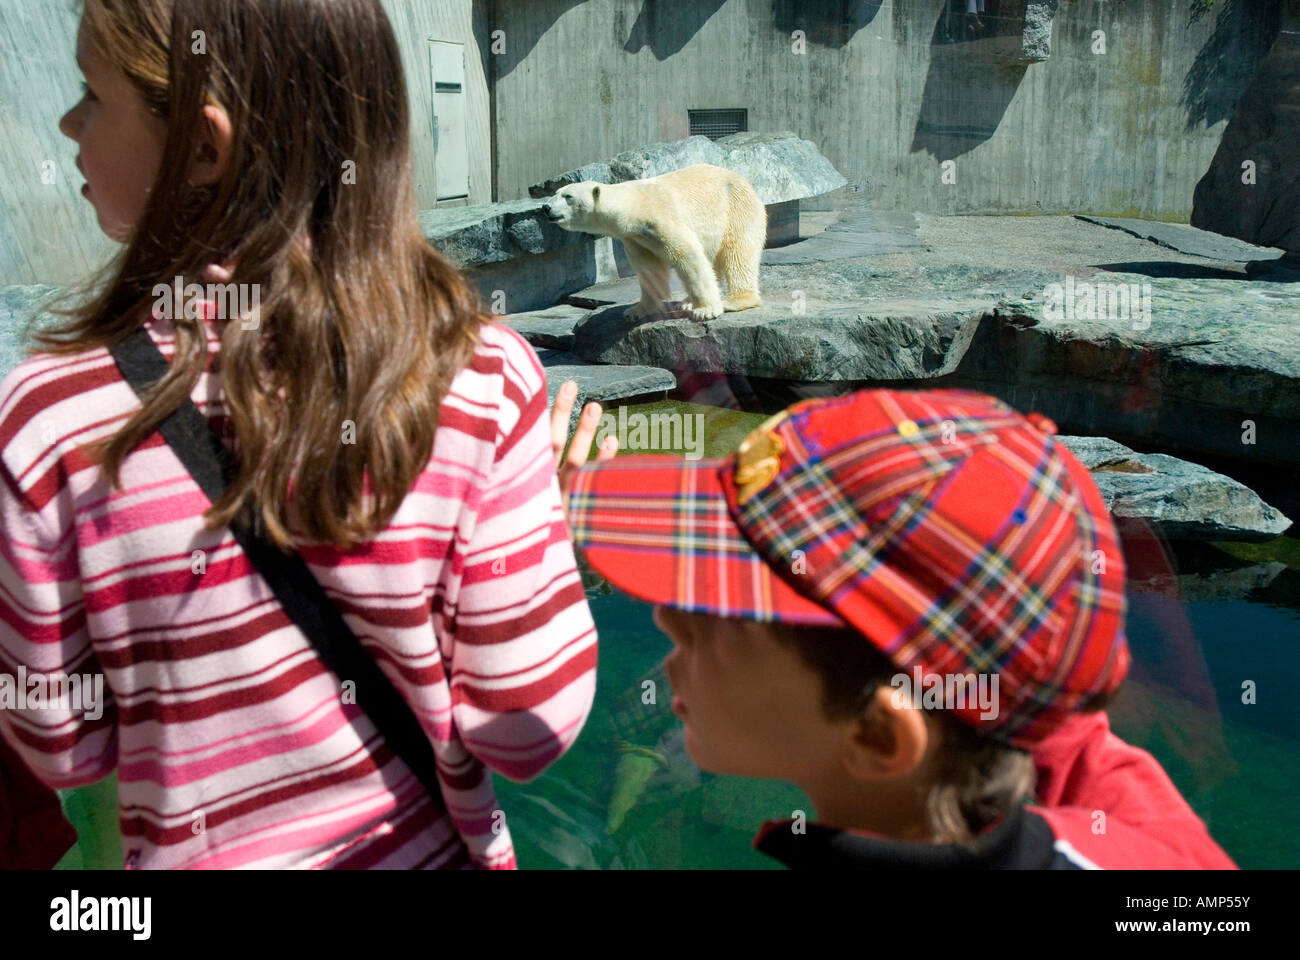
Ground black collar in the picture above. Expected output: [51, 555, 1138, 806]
[753, 803, 1062, 869]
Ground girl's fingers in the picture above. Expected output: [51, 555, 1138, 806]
[548, 387, 619, 519]
[550, 381, 578, 467]
[567, 401, 603, 473]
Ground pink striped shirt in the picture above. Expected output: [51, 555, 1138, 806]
[0, 312, 598, 869]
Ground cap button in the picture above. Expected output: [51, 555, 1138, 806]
[1027, 412, 1057, 436]
[896, 419, 920, 438]
[735, 410, 791, 505]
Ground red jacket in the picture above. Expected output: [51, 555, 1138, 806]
[754, 710, 1237, 869]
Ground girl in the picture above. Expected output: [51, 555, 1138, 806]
[0, 0, 597, 869]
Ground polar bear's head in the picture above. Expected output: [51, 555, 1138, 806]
[541, 181, 605, 234]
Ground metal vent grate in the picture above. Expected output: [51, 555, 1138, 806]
[689, 108, 748, 140]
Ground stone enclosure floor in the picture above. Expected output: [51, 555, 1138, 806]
[507, 210, 1298, 541]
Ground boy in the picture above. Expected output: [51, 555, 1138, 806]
[558, 386, 1235, 868]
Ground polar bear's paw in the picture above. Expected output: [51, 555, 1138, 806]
[723, 290, 761, 312]
[683, 299, 724, 322]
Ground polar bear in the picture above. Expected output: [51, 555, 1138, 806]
[542, 164, 766, 322]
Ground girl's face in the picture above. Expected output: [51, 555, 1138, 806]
[59, 18, 168, 242]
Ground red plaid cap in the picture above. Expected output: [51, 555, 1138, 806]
[567, 387, 1130, 746]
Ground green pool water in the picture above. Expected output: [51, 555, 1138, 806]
[52, 402, 1300, 869]
[493, 570, 1300, 870]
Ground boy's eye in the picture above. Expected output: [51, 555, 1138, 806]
[81, 81, 97, 102]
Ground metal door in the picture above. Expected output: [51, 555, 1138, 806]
[428, 39, 469, 201]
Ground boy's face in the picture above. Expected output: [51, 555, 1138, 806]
[59, 19, 169, 242]
[654, 606, 845, 782]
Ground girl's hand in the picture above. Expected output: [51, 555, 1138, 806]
[551, 381, 617, 516]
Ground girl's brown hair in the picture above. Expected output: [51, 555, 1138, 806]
[34, 0, 485, 550]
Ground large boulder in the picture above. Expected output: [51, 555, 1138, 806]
[419, 200, 615, 314]
[418, 198, 584, 268]
[527, 137, 724, 198]
[710, 131, 849, 205]
[1058, 436, 1291, 541]
[527, 131, 847, 206]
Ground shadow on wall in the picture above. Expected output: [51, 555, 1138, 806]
[930, 0, 1023, 45]
[910, 1, 1028, 159]
[491, 0, 733, 73]
[489, 0, 588, 79]
[624, 0, 730, 59]
[771, 0, 885, 48]
[1182, 0, 1284, 131]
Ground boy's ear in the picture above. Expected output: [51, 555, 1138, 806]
[188, 102, 233, 188]
[839, 686, 930, 782]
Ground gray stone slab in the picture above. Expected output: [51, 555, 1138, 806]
[502, 304, 592, 351]
[1075, 216, 1284, 263]
[950, 274, 1300, 472]
[538, 348, 677, 433]
[464, 242, 604, 316]
[529, 131, 847, 206]
[571, 296, 989, 382]
[1058, 435, 1291, 541]
[762, 208, 921, 265]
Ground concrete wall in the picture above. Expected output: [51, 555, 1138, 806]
[0, 0, 492, 285]
[4, 0, 1280, 284]
[0, 0, 113, 286]
[384, 0, 493, 210]
[490, 0, 1282, 217]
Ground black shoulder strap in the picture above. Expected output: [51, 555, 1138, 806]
[109, 326, 445, 807]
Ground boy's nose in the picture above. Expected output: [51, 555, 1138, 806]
[661, 650, 680, 688]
